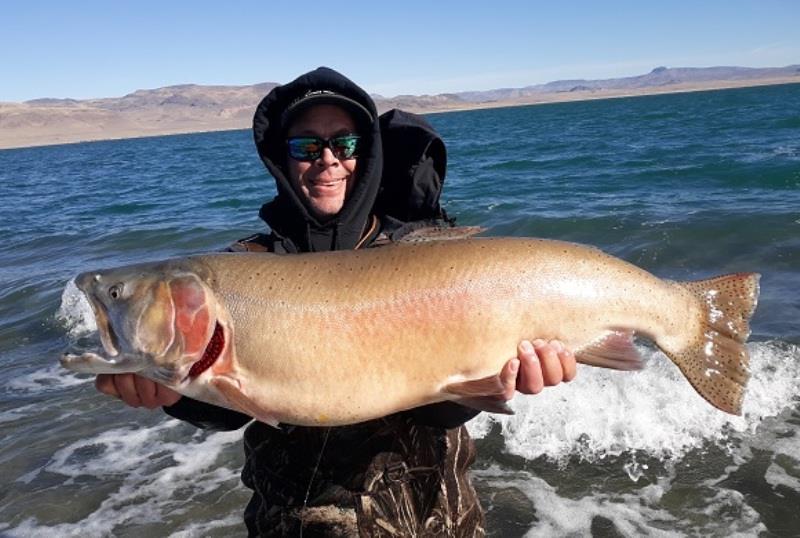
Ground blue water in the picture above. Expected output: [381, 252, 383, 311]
[1, 83, 799, 536]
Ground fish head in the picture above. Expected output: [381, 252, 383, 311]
[63, 261, 221, 386]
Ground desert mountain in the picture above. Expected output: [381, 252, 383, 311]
[2, 65, 798, 149]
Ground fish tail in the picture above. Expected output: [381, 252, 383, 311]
[661, 273, 760, 415]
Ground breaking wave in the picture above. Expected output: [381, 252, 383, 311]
[468, 341, 800, 463]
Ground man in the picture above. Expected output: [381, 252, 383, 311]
[96, 67, 576, 536]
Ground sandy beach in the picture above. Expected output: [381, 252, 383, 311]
[1, 76, 798, 150]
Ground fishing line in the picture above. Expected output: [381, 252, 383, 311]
[299, 426, 331, 537]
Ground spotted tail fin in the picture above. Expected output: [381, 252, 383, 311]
[661, 273, 760, 415]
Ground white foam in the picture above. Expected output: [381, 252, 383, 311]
[7, 363, 91, 394]
[769, 435, 800, 461]
[0, 403, 38, 424]
[476, 466, 679, 537]
[696, 488, 766, 536]
[737, 406, 800, 494]
[167, 514, 243, 538]
[764, 461, 800, 491]
[43, 421, 180, 478]
[468, 341, 800, 464]
[55, 278, 97, 337]
[476, 465, 767, 537]
[6, 420, 247, 537]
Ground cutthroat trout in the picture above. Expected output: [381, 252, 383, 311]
[61, 237, 760, 426]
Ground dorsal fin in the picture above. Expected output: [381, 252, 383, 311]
[398, 225, 486, 244]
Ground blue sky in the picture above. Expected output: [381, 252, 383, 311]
[3, 0, 798, 102]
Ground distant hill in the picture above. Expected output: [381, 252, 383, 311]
[454, 65, 800, 102]
[2, 65, 798, 149]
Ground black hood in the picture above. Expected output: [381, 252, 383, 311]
[253, 67, 383, 252]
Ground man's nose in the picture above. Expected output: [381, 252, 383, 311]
[318, 147, 339, 166]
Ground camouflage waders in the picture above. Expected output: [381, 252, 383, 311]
[241, 414, 485, 537]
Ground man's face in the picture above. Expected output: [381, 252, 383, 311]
[286, 104, 359, 220]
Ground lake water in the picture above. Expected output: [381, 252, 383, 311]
[1, 83, 799, 536]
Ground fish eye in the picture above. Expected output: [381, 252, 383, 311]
[109, 284, 124, 300]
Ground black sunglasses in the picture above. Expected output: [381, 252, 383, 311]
[286, 134, 361, 162]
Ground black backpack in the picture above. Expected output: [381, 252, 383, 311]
[375, 109, 452, 225]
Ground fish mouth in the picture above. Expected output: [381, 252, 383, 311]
[187, 322, 225, 379]
[77, 285, 120, 358]
[96, 306, 121, 357]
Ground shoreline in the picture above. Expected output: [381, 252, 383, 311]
[1, 77, 798, 151]
[410, 77, 800, 115]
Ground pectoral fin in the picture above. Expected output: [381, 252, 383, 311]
[210, 377, 280, 427]
[442, 375, 515, 415]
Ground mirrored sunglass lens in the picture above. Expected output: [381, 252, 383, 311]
[288, 138, 321, 159]
[331, 136, 359, 158]
[288, 135, 359, 160]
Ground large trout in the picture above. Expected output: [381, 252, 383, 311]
[61, 237, 759, 425]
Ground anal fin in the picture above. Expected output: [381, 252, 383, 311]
[576, 330, 643, 371]
[442, 374, 515, 415]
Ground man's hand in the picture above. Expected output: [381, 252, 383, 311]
[499, 339, 577, 401]
[95, 373, 181, 409]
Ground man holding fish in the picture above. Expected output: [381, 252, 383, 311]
[92, 68, 578, 536]
[70, 66, 756, 536]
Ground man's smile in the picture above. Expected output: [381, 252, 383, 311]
[307, 176, 347, 189]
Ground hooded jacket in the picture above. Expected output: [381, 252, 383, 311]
[253, 67, 383, 252]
